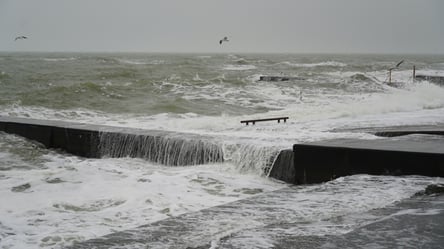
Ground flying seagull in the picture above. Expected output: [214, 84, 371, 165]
[14, 36, 28, 41]
[219, 36, 229, 45]
[390, 60, 404, 70]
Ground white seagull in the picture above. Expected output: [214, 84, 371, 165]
[219, 36, 229, 45]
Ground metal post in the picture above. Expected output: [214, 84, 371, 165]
[389, 69, 392, 84]
[413, 65, 416, 82]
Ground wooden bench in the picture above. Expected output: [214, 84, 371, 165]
[240, 117, 289, 125]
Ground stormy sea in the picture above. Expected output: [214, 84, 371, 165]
[0, 52, 443, 248]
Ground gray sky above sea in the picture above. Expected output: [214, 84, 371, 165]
[1, 0, 444, 54]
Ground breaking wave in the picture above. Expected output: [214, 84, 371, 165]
[281, 61, 347, 68]
[223, 64, 257, 71]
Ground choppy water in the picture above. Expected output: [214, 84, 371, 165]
[1, 52, 444, 248]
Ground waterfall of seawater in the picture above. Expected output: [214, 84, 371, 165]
[222, 143, 282, 176]
[98, 132, 224, 166]
[98, 132, 283, 176]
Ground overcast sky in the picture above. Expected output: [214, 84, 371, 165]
[1, 0, 443, 54]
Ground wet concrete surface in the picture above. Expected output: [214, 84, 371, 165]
[66, 187, 444, 249]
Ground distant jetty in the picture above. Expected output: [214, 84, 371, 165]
[259, 76, 304, 82]
[415, 75, 444, 85]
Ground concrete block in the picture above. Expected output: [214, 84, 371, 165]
[269, 149, 295, 183]
[293, 139, 444, 184]
[5, 122, 52, 147]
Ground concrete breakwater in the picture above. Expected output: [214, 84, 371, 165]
[271, 125, 444, 184]
[258, 75, 304, 82]
[270, 138, 444, 184]
[0, 116, 223, 166]
[416, 75, 444, 85]
[1, 116, 444, 184]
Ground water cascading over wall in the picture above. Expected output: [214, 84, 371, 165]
[97, 131, 286, 175]
[222, 143, 283, 176]
[98, 132, 224, 166]
[0, 116, 291, 175]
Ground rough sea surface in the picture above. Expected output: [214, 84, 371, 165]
[1, 53, 444, 248]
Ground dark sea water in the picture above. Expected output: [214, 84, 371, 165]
[0, 52, 443, 248]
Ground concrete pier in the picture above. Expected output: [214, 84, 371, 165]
[0, 116, 223, 166]
[270, 136, 444, 184]
[259, 76, 304, 81]
[1, 116, 444, 183]
[289, 138, 444, 184]
[416, 75, 444, 85]
[0, 116, 100, 158]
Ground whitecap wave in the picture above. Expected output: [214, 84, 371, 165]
[42, 57, 77, 62]
[117, 59, 165, 65]
[223, 64, 257, 71]
[281, 61, 347, 68]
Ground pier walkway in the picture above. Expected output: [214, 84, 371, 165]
[1, 116, 443, 184]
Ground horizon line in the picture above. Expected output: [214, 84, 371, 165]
[1, 50, 443, 56]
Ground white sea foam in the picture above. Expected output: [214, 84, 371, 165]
[0, 136, 285, 248]
[292, 82, 444, 123]
[222, 64, 257, 70]
[192, 73, 203, 81]
[389, 208, 443, 217]
[245, 73, 263, 83]
[219, 175, 444, 248]
[280, 61, 347, 68]
[118, 59, 166, 65]
[196, 55, 212, 59]
[42, 57, 77, 62]
[326, 70, 388, 83]
[1, 79, 444, 148]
